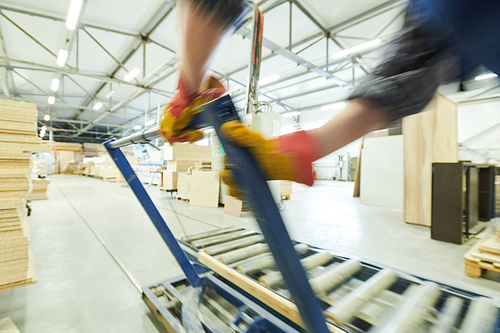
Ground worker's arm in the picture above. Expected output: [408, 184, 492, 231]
[309, 99, 389, 158]
[160, 0, 250, 144]
[221, 4, 462, 196]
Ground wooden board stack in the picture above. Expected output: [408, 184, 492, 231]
[464, 234, 500, 278]
[495, 174, 499, 215]
[0, 99, 40, 291]
[26, 179, 50, 200]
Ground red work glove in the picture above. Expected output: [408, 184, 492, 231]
[160, 75, 226, 144]
[220, 121, 322, 199]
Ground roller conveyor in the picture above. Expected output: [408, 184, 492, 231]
[105, 94, 500, 332]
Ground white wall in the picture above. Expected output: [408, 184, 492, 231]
[458, 100, 500, 163]
[360, 136, 404, 209]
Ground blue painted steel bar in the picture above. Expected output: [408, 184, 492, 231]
[104, 140, 204, 288]
[199, 95, 329, 332]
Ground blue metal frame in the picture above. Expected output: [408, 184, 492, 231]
[104, 141, 204, 288]
[104, 95, 329, 332]
[143, 273, 300, 333]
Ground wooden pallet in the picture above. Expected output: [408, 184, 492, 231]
[464, 234, 500, 278]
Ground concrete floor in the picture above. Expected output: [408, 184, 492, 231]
[1, 175, 499, 332]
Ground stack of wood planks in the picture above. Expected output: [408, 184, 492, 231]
[0, 99, 40, 291]
[495, 174, 499, 215]
[464, 234, 500, 278]
[26, 179, 50, 200]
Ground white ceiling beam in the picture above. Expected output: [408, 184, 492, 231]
[0, 57, 172, 93]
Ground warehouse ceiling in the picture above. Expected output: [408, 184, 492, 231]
[0, 0, 498, 143]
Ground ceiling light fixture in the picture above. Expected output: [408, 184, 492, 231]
[41, 126, 47, 131]
[259, 74, 280, 85]
[105, 89, 116, 99]
[44, 114, 51, 121]
[48, 96, 55, 105]
[145, 120, 155, 127]
[51, 78, 60, 92]
[321, 101, 346, 111]
[475, 73, 498, 81]
[57, 49, 68, 67]
[93, 102, 103, 110]
[124, 68, 140, 82]
[331, 39, 382, 60]
[282, 111, 301, 118]
[66, 0, 83, 30]
[133, 125, 142, 131]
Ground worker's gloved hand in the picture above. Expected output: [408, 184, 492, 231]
[220, 121, 321, 199]
[160, 75, 226, 144]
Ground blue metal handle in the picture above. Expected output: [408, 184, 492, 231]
[202, 95, 329, 333]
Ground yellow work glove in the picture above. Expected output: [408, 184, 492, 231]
[160, 76, 226, 144]
[220, 120, 321, 199]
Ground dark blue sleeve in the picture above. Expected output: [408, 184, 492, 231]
[349, 5, 461, 122]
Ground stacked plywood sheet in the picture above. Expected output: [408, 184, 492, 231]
[0, 99, 39, 291]
[82, 142, 104, 157]
[495, 175, 499, 214]
[161, 171, 178, 190]
[465, 234, 500, 278]
[26, 179, 49, 200]
[177, 172, 191, 200]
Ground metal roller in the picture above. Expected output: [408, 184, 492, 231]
[459, 297, 498, 333]
[191, 230, 256, 248]
[259, 271, 284, 288]
[326, 269, 397, 325]
[258, 250, 334, 289]
[301, 251, 333, 271]
[216, 243, 269, 264]
[236, 244, 309, 275]
[309, 260, 362, 296]
[180, 226, 243, 243]
[429, 296, 463, 333]
[203, 235, 265, 256]
[373, 281, 441, 333]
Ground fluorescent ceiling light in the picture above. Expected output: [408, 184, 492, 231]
[44, 114, 50, 121]
[259, 74, 280, 85]
[124, 68, 140, 82]
[331, 39, 382, 60]
[57, 49, 68, 67]
[66, 0, 83, 30]
[133, 125, 142, 131]
[475, 73, 498, 81]
[321, 101, 346, 111]
[48, 96, 55, 105]
[105, 89, 116, 99]
[282, 111, 301, 118]
[51, 78, 60, 92]
[39, 132, 45, 137]
[145, 120, 155, 126]
[93, 102, 103, 110]
[41, 126, 47, 131]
